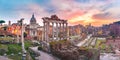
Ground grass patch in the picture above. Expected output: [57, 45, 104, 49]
[0, 44, 8, 49]
[7, 44, 22, 54]
[0, 40, 34, 60]
[0, 44, 22, 60]
[8, 54, 22, 60]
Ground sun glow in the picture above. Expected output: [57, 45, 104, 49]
[68, 13, 95, 25]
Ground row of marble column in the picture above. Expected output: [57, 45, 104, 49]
[43, 21, 68, 42]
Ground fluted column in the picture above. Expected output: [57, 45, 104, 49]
[52, 22, 54, 41]
[56, 23, 58, 40]
[59, 23, 61, 40]
[63, 23, 65, 40]
[43, 22, 46, 41]
[66, 23, 68, 40]
[46, 22, 49, 42]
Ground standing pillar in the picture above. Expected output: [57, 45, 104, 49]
[17, 31, 19, 43]
[63, 23, 65, 40]
[52, 22, 54, 41]
[45, 22, 47, 42]
[56, 23, 58, 40]
[48, 22, 50, 42]
[43, 22, 46, 41]
[42, 26, 44, 41]
[66, 23, 68, 40]
[45, 22, 50, 52]
[46, 22, 49, 42]
[59, 23, 61, 40]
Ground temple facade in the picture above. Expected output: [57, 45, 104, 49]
[42, 15, 68, 42]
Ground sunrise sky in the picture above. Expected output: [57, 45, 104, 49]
[0, 0, 120, 26]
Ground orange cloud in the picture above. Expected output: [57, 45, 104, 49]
[91, 20, 118, 26]
[68, 17, 118, 26]
[68, 11, 118, 27]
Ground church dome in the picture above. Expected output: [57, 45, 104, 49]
[30, 14, 36, 24]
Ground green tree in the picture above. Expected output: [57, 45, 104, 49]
[0, 20, 5, 26]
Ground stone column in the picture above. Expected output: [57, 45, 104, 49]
[52, 22, 54, 41]
[59, 23, 61, 40]
[43, 22, 46, 41]
[17, 34, 19, 43]
[46, 22, 49, 42]
[62, 23, 65, 40]
[56, 23, 58, 40]
[42, 27, 44, 41]
[66, 23, 68, 40]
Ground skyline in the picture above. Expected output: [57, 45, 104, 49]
[0, 0, 120, 26]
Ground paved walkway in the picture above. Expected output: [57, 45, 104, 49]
[0, 56, 11, 60]
[76, 34, 92, 46]
[30, 47, 57, 60]
[100, 53, 120, 60]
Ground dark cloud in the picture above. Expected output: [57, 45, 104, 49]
[92, 12, 113, 20]
[45, 7, 56, 13]
[97, 0, 108, 2]
[76, 0, 90, 3]
[100, 3, 113, 11]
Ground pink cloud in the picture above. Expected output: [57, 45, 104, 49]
[13, 0, 118, 26]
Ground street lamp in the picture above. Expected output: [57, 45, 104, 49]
[19, 18, 26, 60]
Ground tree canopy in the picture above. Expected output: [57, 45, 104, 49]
[0, 20, 5, 25]
[0, 20, 5, 23]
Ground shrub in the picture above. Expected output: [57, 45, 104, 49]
[38, 46, 42, 50]
[33, 43, 39, 46]
[25, 41, 33, 50]
[0, 49, 7, 55]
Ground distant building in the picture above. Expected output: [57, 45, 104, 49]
[7, 21, 21, 35]
[110, 23, 120, 37]
[0, 29, 16, 37]
[68, 24, 85, 36]
[85, 23, 96, 35]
